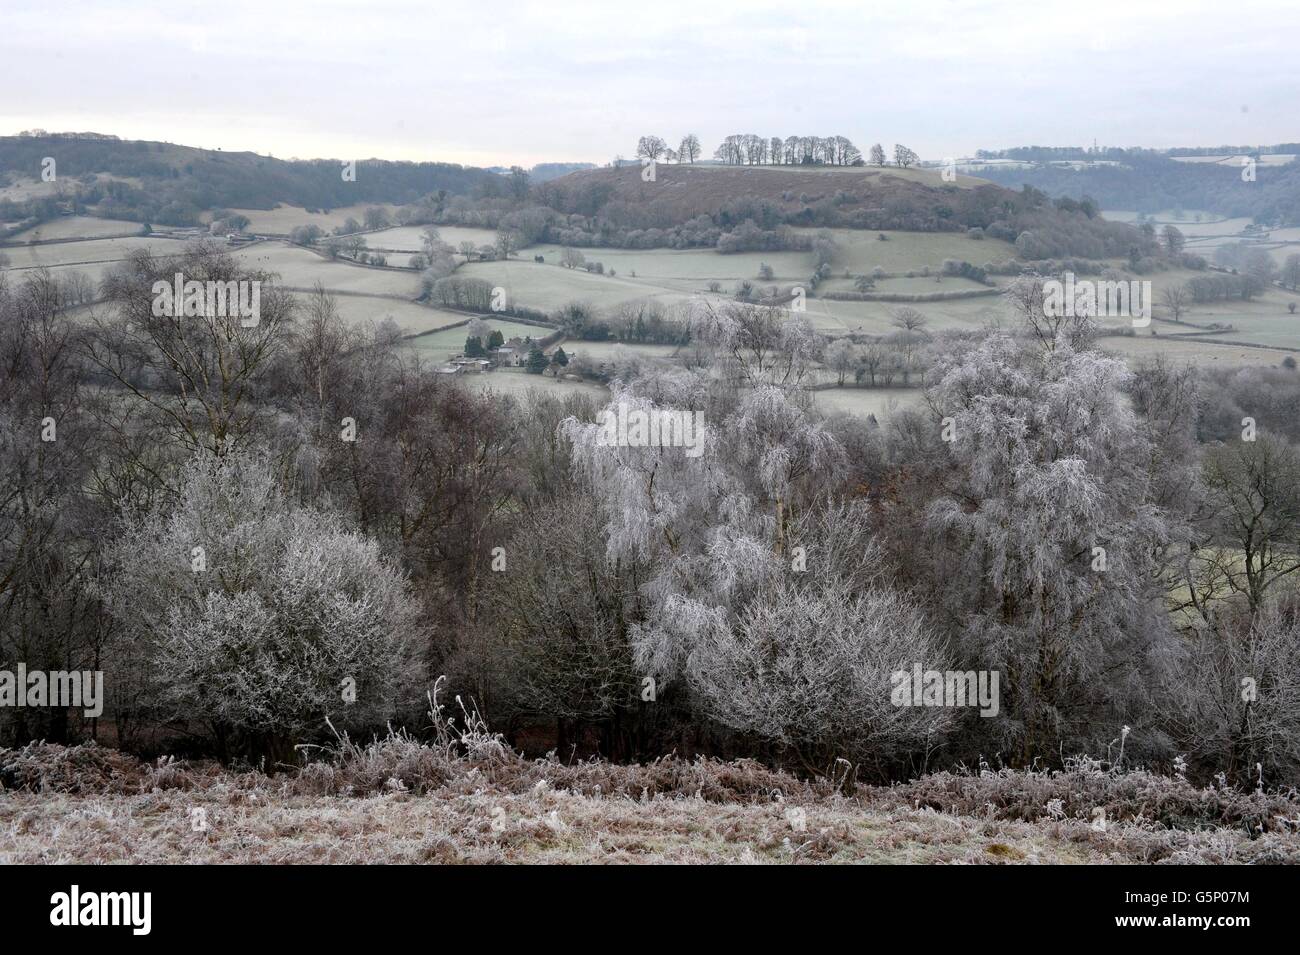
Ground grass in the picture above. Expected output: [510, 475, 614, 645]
[223, 204, 401, 234]
[366, 225, 499, 252]
[292, 293, 464, 335]
[6, 215, 147, 241]
[810, 387, 924, 418]
[0, 236, 185, 270]
[458, 258, 690, 313]
[796, 227, 1018, 274]
[406, 320, 550, 355]
[1099, 335, 1299, 368]
[559, 340, 681, 362]
[804, 294, 1005, 335]
[231, 243, 421, 297]
[525, 245, 815, 286]
[3, 736, 1297, 864]
[460, 368, 608, 401]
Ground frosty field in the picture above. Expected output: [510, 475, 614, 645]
[4, 738, 1298, 865]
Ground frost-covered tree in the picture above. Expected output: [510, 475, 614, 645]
[100, 450, 423, 755]
[726, 385, 846, 552]
[689, 577, 951, 771]
[1004, 273, 1093, 352]
[1166, 599, 1300, 783]
[825, 339, 858, 386]
[649, 501, 955, 771]
[561, 373, 848, 704]
[687, 298, 819, 389]
[476, 500, 644, 755]
[921, 333, 1174, 760]
[562, 380, 728, 569]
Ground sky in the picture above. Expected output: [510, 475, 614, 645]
[3, 0, 1299, 168]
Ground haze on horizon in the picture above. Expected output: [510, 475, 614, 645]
[3, 0, 1299, 168]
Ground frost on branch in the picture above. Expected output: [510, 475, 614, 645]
[923, 333, 1173, 758]
[100, 449, 423, 748]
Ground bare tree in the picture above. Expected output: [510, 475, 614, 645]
[825, 339, 857, 386]
[635, 135, 667, 161]
[88, 244, 294, 457]
[678, 134, 701, 164]
[1005, 274, 1092, 352]
[1162, 224, 1185, 256]
[495, 229, 520, 259]
[1199, 435, 1300, 617]
[1161, 283, 1191, 323]
[1282, 253, 1300, 292]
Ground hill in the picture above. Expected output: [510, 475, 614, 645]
[538, 162, 1008, 231]
[974, 147, 1300, 225]
[532, 162, 1149, 259]
[0, 132, 500, 227]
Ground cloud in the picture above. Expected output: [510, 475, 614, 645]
[3, 0, 1299, 166]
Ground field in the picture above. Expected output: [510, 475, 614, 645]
[804, 227, 1017, 273]
[558, 340, 681, 362]
[294, 293, 464, 335]
[0, 235, 195, 286]
[1099, 335, 1298, 367]
[367, 225, 499, 252]
[10, 206, 1300, 390]
[3, 740, 1296, 864]
[459, 367, 608, 401]
[1169, 154, 1296, 167]
[223, 204, 402, 235]
[0, 235, 187, 270]
[407, 319, 551, 355]
[810, 387, 924, 418]
[1102, 210, 1300, 267]
[230, 244, 417, 295]
[5, 215, 147, 241]
[526, 244, 815, 287]
[458, 258, 692, 313]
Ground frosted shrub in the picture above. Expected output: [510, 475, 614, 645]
[688, 577, 953, 768]
[101, 450, 423, 750]
[1167, 602, 1300, 783]
[638, 501, 953, 768]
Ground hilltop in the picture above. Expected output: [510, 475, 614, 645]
[531, 161, 1147, 261]
[538, 162, 1011, 232]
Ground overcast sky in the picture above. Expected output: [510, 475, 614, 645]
[4, 0, 1298, 168]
